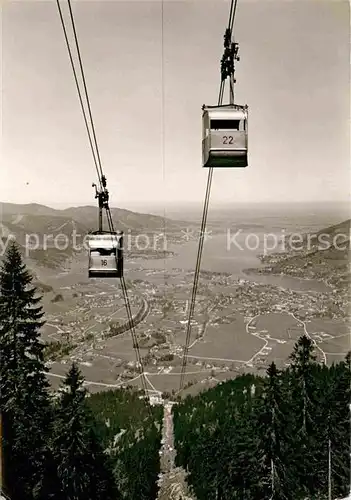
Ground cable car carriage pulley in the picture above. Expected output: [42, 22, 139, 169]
[87, 177, 123, 278]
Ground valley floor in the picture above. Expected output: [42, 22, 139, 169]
[34, 250, 349, 398]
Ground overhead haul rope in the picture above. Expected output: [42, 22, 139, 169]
[56, 0, 152, 412]
[179, 0, 239, 392]
[65, 0, 104, 184]
[55, 0, 101, 186]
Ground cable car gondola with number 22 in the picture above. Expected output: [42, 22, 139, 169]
[202, 103, 248, 168]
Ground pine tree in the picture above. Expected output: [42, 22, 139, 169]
[0, 241, 55, 499]
[288, 335, 320, 497]
[256, 363, 293, 499]
[328, 356, 351, 498]
[0, 242, 46, 405]
[312, 357, 351, 499]
[53, 363, 121, 499]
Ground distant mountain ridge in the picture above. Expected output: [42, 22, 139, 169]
[0, 201, 183, 270]
[0, 202, 181, 232]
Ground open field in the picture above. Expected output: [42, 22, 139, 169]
[189, 316, 263, 362]
[98, 336, 143, 362]
[254, 313, 300, 338]
[146, 371, 214, 394]
[308, 318, 349, 337]
[319, 335, 350, 356]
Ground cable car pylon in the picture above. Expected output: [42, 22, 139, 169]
[179, 0, 248, 392]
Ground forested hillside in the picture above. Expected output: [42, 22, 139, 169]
[88, 389, 163, 499]
[173, 338, 350, 499]
[0, 241, 162, 500]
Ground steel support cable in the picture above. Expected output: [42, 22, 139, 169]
[120, 278, 149, 390]
[119, 275, 147, 392]
[120, 279, 144, 372]
[105, 208, 142, 363]
[179, 84, 221, 389]
[66, 0, 105, 184]
[179, 165, 214, 390]
[228, 0, 234, 30]
[230, 79, 234, 104]
[56, 0, 101, 186]
[106, 208, 115, 233]
[219, 79, 225, 105]
[120, 278, 153, 418]
[105, 207, 151, 410]
[179, 0, 237, 392]
[121, 276, 150, 399]
[230, 0, 238, 31]
[105, 207, 152, 409]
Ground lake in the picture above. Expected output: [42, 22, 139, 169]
[126, 231, 330, 293]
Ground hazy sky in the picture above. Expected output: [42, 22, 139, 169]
[1, 0, 350, 209]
